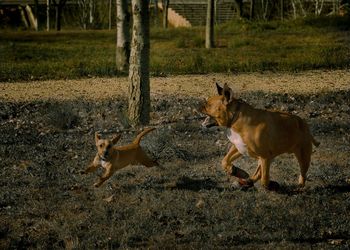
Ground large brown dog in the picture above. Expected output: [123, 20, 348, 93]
[201, 83, 319, 189]
[84, 128, 158, 187]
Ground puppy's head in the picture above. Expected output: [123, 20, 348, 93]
[95, 132, 121, 161]
[200, 82, 235, 128]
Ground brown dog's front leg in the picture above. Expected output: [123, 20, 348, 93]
[222, 145, 241, 175]
[94, 164, 113, 188]
[83, 154, 100, 174]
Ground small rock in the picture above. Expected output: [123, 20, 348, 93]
[196, 198, 205, 209]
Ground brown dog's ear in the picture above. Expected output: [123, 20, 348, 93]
[95, 132, 101, 143]
[216, 82, 223, 95]
[111, 134, 122, 145]
[223, 83, 234, 104]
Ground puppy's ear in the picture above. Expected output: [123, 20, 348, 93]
[223, 83, 234, 104]
[95, 132, 101, 143]
[216, 82, 223, 95]
[111, 134, 122, 145]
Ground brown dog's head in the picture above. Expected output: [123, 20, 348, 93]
[200, 82, 236, 128]
[95, 132, 121, 161]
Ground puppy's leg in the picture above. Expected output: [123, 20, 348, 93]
[137, 149, 158, 167]
[295, 142, 312, 187]
[84, 154, 100, 174]
[94, 164, 113, 188]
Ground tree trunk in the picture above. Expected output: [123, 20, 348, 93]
[162, 0, 169, 29]
[154, 0, 158, 25]
[250, 0, 255, 20]
[47, 0, 50, 31]
[128, 0, 150, 126]
[280, 0, 284, 20]
[55, 5, 61, 31]
[109, 0, 112, 30]
[116, 0, 130, 72]
[205, 0, 214, 49]
[233, 0, 243, 18]
[34, 0, 39, 30]
[53, 0, 66, 31]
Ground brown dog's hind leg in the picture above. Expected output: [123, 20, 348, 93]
[295, 142, 312, 187]
[138, 150, 158, 168]
[260, 158, 271, 188]
[249, 162, 261, 183]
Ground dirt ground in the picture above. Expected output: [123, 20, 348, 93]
[1, 70, 350, 249]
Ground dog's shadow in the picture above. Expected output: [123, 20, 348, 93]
[274, 181, 350, 196]
[171, 176, 225, 192]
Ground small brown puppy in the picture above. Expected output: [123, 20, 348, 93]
[201, 83, 319, 189]
[84, 128, 158, 187]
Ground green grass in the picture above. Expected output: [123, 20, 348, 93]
[0, 16, 349, 81]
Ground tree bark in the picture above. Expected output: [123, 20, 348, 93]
[128, 0, 150, 126]
[109, 0, 112, 30]
[233, 0, 243, 18]
[55, 5, 61, 30]
[280, 0, 284, 20]
[205, 0, 214, 49]
[53, 0, 66, 31]
[154, 0, 158, 25]
[162, 0, 169, 29]
[116, 0, 130, 72]
[250, 0, 255, 20]
[47, 0, 50, 31]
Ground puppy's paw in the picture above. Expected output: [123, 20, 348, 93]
[94, 182, 102, 188]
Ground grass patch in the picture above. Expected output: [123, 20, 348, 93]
[0, 16, 349, 81]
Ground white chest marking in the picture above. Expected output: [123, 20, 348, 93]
[227, 128, 248, 155]
[100, 159, 109, 169]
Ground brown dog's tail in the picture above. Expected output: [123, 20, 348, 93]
[133, 127, 155, 145]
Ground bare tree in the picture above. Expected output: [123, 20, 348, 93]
[205, 0, 215, 49]
[153, 0, 159, 25]
[233, 0, 243, 18]
[314, 0, 325, 15]
[116, 0, 130, 72]
[162, 0, 169, 28]
[52, 0, 67, 31]
[46, 0, 50, 31]
[77, 0, 89, 29]
[109, 0, 112, 30]
[250, 0, 255, 20]
[128, 0, 150, 126]
[280, 0, 284, 20]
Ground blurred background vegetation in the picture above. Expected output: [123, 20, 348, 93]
[0, 0, 349, 81]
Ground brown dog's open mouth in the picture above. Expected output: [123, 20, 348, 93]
[201, 116, 218, 128]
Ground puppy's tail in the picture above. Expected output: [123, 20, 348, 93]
[133, 127, 155, 145]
